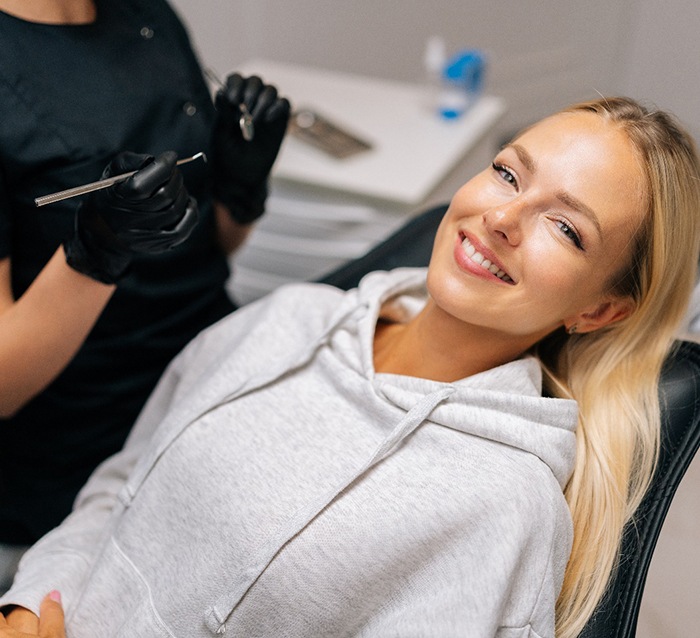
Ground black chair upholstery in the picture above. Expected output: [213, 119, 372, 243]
[319, 203, 700, 638]
[580, 339, 700, 638]
[319, 204, 448, 290]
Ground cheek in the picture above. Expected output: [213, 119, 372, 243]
[525, 245, 606, 314]
[449, 172, 495, 212]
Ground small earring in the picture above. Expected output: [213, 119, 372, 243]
[567, 324, 578, 335]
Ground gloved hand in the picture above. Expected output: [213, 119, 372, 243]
[64, 151, 199, 284]
[211, 73, 291, 225]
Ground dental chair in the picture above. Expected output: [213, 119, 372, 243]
[320, 203, 700, 638]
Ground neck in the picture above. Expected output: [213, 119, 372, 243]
[0, 0, 96, 24]
[374, 299, 544, 382]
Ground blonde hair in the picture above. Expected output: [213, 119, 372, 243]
[530, 97, 700, 637]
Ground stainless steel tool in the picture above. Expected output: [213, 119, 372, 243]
[238, 102, 254, 142]
[288, 108, 373, 159]
[34, 152, 206, 207]
[205, 68, 255, 142]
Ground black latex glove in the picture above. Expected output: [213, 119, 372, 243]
[211, 73, 291, 224]
[64, 151, 199, 284]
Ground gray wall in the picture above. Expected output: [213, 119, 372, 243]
[619, 0, 700, 141]
[168, 0, 700, 143]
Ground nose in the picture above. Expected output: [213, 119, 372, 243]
[483, 198, 524, 246]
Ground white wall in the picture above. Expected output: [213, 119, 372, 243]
[618, 0, 700, 141]
[168, 0, 647, 141]
[170, 0, 700, 140]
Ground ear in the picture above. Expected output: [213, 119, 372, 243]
[565, 296, 635, 334]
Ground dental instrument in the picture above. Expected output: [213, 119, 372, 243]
[34, 152, 206, 207]
[205, 68, 254, 142]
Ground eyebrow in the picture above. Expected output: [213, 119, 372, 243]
[507, 142, 603, 238]
[509, 143, 537, 174]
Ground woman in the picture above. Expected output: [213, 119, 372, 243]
[0, 0, 290, 580]
[0, 97, 698, 638]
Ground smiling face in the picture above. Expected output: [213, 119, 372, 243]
[426, 110, 647, 347]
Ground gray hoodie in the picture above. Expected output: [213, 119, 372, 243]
[1, 268, 578, 638]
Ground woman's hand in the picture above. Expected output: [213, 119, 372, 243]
[0, 592, 65, 637]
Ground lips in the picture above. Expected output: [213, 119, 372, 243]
[460, 235, 515, 284]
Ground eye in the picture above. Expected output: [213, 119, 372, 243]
[555, 219, 583, 250]
[492, 162, 518, 188]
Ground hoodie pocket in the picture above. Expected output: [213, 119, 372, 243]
[69, 537, 175, 638]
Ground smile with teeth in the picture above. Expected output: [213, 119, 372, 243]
[461, 237, 514, 283]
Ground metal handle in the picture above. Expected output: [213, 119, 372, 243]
[34, 152, 206, 207]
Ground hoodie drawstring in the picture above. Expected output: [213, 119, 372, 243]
[204, 385, 455, 635]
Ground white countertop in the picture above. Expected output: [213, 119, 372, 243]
[237, 59, 507, 207]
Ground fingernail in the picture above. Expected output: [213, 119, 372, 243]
[48, 590, 62, 603]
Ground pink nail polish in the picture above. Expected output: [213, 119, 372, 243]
[48, 590, 62, 603]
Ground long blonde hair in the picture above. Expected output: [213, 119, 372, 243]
[531, 97, 700, 637]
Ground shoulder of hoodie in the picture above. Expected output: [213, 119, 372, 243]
[159, 269, 424, 400]
[182, 268, 423, 359]
[172, 279, 361, 372]
[417, 421, 572, 530]
[436, 442, 573, 594]
[214, 279, 356, 339]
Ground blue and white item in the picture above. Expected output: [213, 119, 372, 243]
[439, 50, 485, 119]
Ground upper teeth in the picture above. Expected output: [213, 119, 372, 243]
[461, 238, 513, 283]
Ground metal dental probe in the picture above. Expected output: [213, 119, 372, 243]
[205, 68, 255, 142]
[34, 152, 207, 207]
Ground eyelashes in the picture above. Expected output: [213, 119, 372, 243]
[492, 162, 517, 187]
[554, 219, 583, 249]
[490, 162, 584, 250]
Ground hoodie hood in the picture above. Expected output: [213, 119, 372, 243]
[332, 268, 578, 489]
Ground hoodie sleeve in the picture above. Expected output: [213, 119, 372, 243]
[0, 334, 195, 615]
[0, 281, 351, 615]
[0, 288, 307, 615]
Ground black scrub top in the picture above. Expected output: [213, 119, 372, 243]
[0, 0, 235, 542]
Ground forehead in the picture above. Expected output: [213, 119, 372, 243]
[515, 111, 637, 164]
[514, 111, 647, 233]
